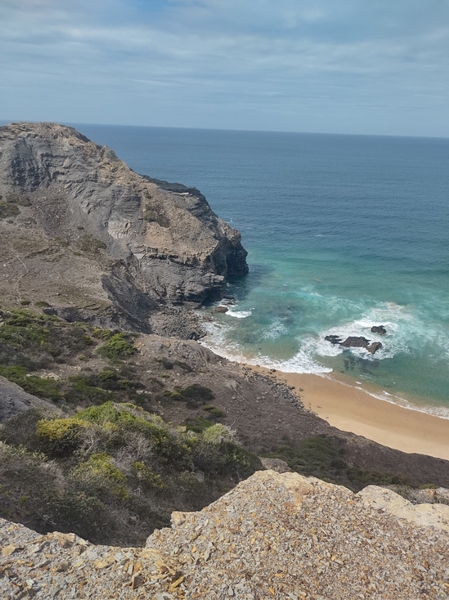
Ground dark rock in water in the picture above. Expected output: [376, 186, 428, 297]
[371, 325, 387, 335]
[340, 336, 370, 349]
[325, 335, 342, 345]
[214, 306, 229, 313]
[367, 342, 383, 355]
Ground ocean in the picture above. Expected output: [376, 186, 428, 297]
[74, 124, 449, 416]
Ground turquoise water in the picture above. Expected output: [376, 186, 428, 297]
[75, 124, 449, 413]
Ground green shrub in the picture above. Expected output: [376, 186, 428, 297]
[77, 402, 179, 459]
[65, 375, 111, 406]
[165, 383, 214, 408]
[132, 462, 165, 490]
[263, 436, 411, 491]
[92, 328, 114, 340]
[203, 405, 226, 420]
[202, 424, 236, 444]
[143, 208, 169, 228]
[0, 365, 63, 401]
[184, 417, 214, 434]
[97, 333, 138, 359]
[5, 192, 31, 206]
[36, 417, 87, 456]
[71, 453, 128, 501]
[77, 234, 107, 253]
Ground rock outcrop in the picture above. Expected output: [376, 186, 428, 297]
[0, 376, 58, 422]
[1, 471, 449, 599]
[0, 122, 248, 330]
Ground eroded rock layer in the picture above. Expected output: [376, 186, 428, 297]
[0, 122, 248, 329]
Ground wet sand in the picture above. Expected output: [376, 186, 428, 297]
[252, 367, 449, 461]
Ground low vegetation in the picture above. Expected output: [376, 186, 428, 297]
[0, 306, 438, 549]
[0, 402, 261, 546]
[263, 436, 409, 492]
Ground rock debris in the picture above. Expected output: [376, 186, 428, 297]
[1, 470, 449, 599]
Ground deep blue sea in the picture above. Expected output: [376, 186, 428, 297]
[74, 124, 449, 415]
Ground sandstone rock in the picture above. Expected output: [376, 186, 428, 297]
[2, 471, 449, 598]
[357, 485, 449, 532]
[259, 457, 291, 473]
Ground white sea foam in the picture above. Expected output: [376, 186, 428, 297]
[199, 313, 332, 375]
[260, 318, 288, 340]
[225, 308, 253, 319]
[311, 302, 422, 361]
[198, 309, 449, 419]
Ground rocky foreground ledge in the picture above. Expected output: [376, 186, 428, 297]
[1, 471, 448, 600]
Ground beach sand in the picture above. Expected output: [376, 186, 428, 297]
[252, 367, 449, 461]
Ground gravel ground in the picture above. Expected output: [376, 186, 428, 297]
[1, 471, 449, 599]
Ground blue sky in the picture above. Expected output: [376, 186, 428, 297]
[1, 0, 448, 136]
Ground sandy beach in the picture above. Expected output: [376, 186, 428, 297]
[252, 367, 449, 461]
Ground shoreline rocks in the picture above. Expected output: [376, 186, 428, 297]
[325, 329, 386, 355]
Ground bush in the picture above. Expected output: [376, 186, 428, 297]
[263, 436, 411, 491]
[165, 383, 214, 408]
[97, 333, 138, 359]
[71, 453, 129, 501]
[0, 201, 20, 219]
[132, 461, 165, 491]
[76, 234, 107, 253]
[203, 405, 226, 420]
[0, 365, 63, 401]
[202, 424, 236, 444]
[36, 417, 87, 456]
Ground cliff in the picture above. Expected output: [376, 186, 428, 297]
[1, 470, 448, 599]
[0, 122, 248, 331]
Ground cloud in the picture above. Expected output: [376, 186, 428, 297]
[0, 0, 448, 136]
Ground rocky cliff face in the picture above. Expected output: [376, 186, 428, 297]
[0, 122, 248, 330]
[1, 471, 448, 599]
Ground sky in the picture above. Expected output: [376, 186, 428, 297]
[1, 0, 449, 137]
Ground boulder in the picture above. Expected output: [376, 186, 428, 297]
[214, 306, 229, 313]
[371, 325, 387, 335]
[367, 341, 383, 354]
[325, 335, 342, 345]
[340, 336, 370, 348]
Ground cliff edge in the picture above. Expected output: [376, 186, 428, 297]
[1, 471, 448, 599]
[0, 122, 248, 330]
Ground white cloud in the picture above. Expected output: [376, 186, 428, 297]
[0, 0, 448, 136]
